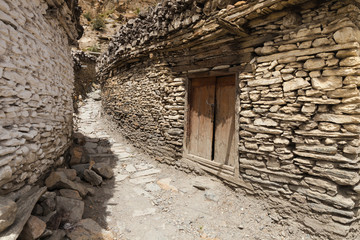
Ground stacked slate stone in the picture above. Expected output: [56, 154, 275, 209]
[102, 62, 187, 166]
[0, 0, 81, 195]
[239, 1, 360, 237]
[99, 0, 238, 70]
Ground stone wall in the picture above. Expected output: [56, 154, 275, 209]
[98, 0, 360, 238]
[102, 61, 186, 166]
[238, 1, 360, 238]
[0, 0, 81, 194]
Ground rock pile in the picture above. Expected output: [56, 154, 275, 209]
[0, 133, 114, 240]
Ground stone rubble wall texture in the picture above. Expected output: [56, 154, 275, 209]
[0, 0, 81, 195]
[102, 62, 185, 166]
[98, 0, 360, 238]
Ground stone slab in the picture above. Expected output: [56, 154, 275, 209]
[0, 186, 46, 240]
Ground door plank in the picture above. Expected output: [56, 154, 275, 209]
[214, 75, 236, 166]
[188, 77, 216, 160]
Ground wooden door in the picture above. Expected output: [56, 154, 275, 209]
[188, 77, 216, 160]
[188, 75, 235, 167]
[214, 76, 236, 166]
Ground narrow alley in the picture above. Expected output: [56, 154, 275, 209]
[1, 0, 360, 239]
[75, 90, 312, 240]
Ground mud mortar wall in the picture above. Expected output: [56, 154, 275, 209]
[102, 62, 186, 165]
[0, 0, 80, 194]
[99, 0, 360, 238]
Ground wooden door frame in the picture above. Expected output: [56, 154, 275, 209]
[182, 71, 243, 186]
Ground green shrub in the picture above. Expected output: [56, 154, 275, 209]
[92, 17, 105, 31]
[87, 45, 100, 52]
[83, 12, 92, 21]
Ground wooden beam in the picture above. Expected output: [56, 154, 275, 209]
[216, 17, 249, 37]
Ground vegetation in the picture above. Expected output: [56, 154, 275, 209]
[83, 12, 92, 21]
[92, 17, 106, 31]
[87, 44, 100, 52]
[99, 8, 115, 19]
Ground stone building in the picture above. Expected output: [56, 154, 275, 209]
[0, 0, 82, 194]
[98, 0, 360, 238]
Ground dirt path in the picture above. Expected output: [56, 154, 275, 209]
[74, 90, 314, 240]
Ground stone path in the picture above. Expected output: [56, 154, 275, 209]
[74, 90, 314, 240]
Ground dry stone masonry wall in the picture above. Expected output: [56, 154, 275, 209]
[102, 62, 186, 166]
[239, 1, 360, 238]
[0, 0, 82, 194]
[98, 0, 360, 238]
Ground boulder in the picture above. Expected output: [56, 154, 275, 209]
[71, 163, 90, 177]
[56, 169, 77, 181]
[45, 171, 88, 197]
[45, 211, 63, 230]
[0, 186, 46, 240]
[66, 218, 114, 240]
[70, 146, 85, 166]
[83, 169, 102, 186]
[59, 189, 82, 200]
[40, 195, 56, 216]
[18, 216, 46, 240]
[93, 163, 114, 179]
[56, 196, 84, 224]
[0, 196, 17, 233]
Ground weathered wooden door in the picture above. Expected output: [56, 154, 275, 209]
[188, 75, 235, 167]
[214, 76, 236, 166]
[188, 77, 216, 160]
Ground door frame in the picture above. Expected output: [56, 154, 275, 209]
[182, 71, 243, 186]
